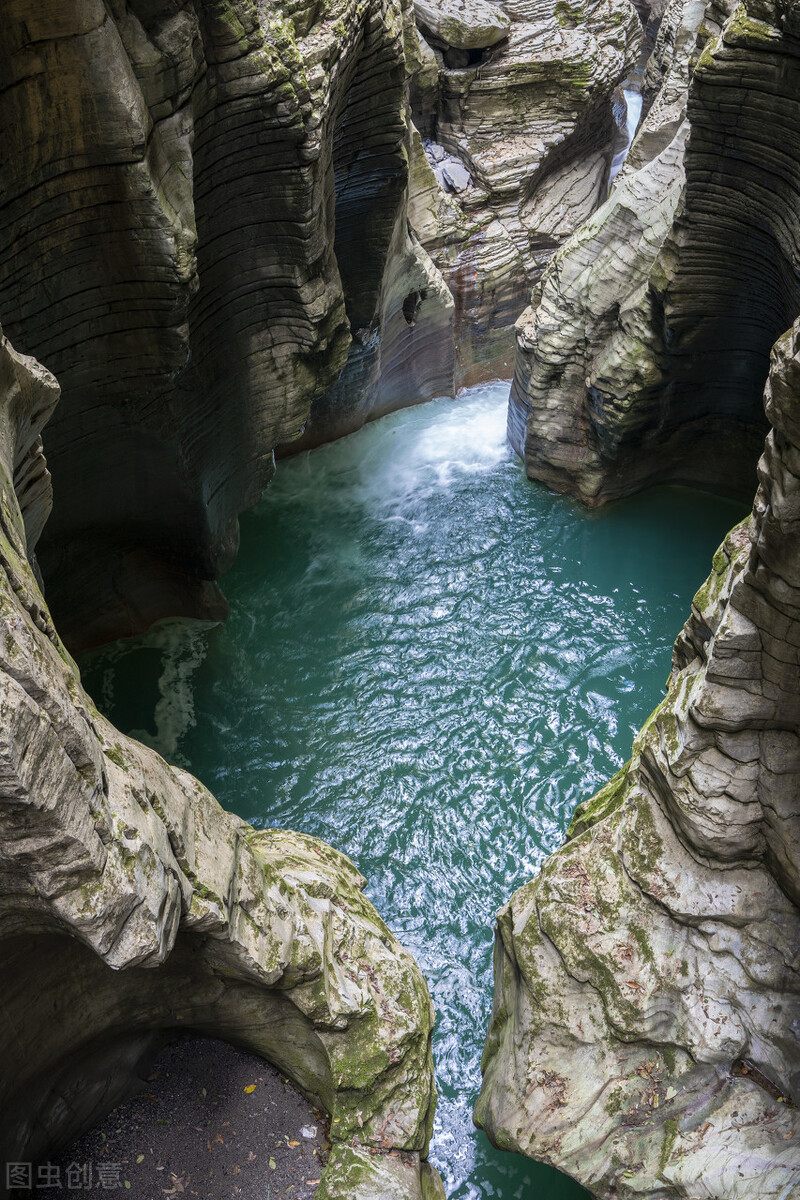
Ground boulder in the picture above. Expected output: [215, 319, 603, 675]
[414, 0, 511, 48]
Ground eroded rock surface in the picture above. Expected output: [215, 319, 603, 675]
[476, 318, 800, 1196]
[0, 0, 454, 651]
[0, 328, 443, 1200]
[406, 0, 642, 381]
[509, 0, 800, 505]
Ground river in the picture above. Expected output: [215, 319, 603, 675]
[81, 383, 746, 1198]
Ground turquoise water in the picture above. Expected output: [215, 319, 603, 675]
[81, 384, 746, 1199]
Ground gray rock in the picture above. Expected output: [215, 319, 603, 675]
[408, 0, 641, 384]
[0, 330, 443, 1200]
[441, 160, 473, 191]
[476, 324, 800, 1195]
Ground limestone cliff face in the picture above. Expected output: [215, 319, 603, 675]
[406, 0, 642, 382]
[509, 0, 800, 505]
[0, 0, 454, 651]
[476, 317, 800, 1196]
[0, 329, 444, 1200]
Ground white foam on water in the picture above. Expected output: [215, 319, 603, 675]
[270, 385, 513, 538]
[354, 384, 512, 518]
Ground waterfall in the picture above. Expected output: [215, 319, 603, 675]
[608, 87, 644, 190]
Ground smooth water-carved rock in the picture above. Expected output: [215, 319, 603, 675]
[406, 0, 642, 383]
[0, 328, 442, 1200]
[476, 317, 800, 1196]
[0, 0, 454, 651]
[509, 0, 800, 505]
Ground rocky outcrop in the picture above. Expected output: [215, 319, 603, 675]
[414, 0, 511, 49]
[0, 327, 444, 1200]
[476, 317, 800, 1196]
[406, 0, 642, 382]
[0, 0, 454, 651]
[508, 0, 800, 505]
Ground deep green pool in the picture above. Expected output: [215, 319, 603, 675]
[81, 384, 747, 1199]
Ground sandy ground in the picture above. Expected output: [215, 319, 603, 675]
[22, 1037, 329, 1200]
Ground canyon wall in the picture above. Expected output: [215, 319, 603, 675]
[0, 328, 444, 1200]
[406, 0, 642, 382]
[0, 0, 645, 649]
[476, 314, 800, 1195]
[0, 0, 455, 651]
[508, 0, 800, 505]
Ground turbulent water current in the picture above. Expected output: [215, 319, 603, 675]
[81, 383, 746, 1199]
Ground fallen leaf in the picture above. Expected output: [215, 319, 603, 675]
[269, 1158, 277, 1171]
[232, 1165, 240, 1176]
[136, 1155, 145, 1164]
[244, 1084, 257, 1094]
[287, 1140, 299, 1148]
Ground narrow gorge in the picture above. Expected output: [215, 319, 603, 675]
[0, 0, 797, 1199]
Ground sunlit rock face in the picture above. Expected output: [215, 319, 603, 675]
[0, 326, 443, 1200]
[476, 317, 800, 1197]
[406, 0, 642, 382]
[509, 0, 800, 505]
[0, 0, 454, 651]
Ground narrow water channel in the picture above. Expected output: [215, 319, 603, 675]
[81, 383, 747, 1199]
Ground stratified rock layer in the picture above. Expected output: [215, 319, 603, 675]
[509, 0, 800, 505]
[476, 318, 800, 1196]
[406, 0, 642, 382]
[0, 328, 443, 1200]
[0, 0, 454, 650]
